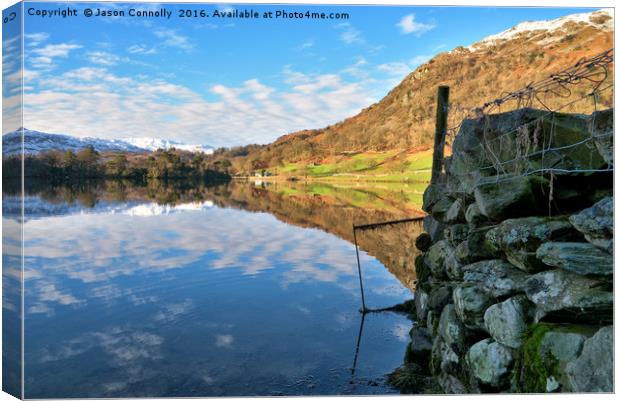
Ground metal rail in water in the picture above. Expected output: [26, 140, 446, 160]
[352, 216, 425, 313]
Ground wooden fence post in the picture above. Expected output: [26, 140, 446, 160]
[431, 86, 449, 184]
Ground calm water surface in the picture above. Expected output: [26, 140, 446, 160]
[3, 180, 424, 397]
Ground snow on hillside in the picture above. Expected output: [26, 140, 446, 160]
[121, 137, 214, 154]
[473, 8, 613, 48]
[2, 128, 214, 155]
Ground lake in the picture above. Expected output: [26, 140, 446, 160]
[3, 179, 424, 397]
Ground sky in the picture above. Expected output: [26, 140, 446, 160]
[3, 2, 601, 147]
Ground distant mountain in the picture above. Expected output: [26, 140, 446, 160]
[121, 137, 214, 154]
[226, 8, 613, 171]
[2, 128, 214, 156]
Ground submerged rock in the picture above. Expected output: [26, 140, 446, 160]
[569, 197, 613, 254]
[462, 259, 529, 298]
[536, 242, 613, 276]
[408, 324, 433, 368]
[524, 269, 613, 323]
[485, 216, 580, 272]
[484, 295, 535, 349]
[453, 285, 495, 331]
[466, 339, 514, 389]
[565, 326, 613, 392]
[387, 363, 442, 394]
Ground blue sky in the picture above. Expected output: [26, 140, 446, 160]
[11, 2, 599, 147]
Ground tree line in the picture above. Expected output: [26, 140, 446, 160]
[2, 146, 231, 181]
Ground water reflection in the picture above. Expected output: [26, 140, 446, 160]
[4, 179, 424, 397]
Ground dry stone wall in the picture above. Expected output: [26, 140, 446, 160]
[403, 108, 613, 393]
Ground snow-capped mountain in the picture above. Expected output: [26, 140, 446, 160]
[472, 8, 613, 48]
[2, 128, 214, 155]
[121, 137, 214, 154]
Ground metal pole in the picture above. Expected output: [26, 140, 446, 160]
[350, 312, 366, 376]
[431, 86, 450, 184]
[352, 225, 367, 313]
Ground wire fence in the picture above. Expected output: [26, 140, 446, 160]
[440, 48, 614, 187]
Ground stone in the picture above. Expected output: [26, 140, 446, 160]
[524, 269, 613, 323]
[430, 336, 460, 376]
[409, 324, 433, 367]
[438, 373, 468, 394]
[432, 196, 456, 223]
[388, 363, 442, 394]
[474, 175, 548, 221]
[565, 326, 613, 392]
[515, 323, 596, 393]
[428, 285, 454, 315]
[446, 199, 466, 223]
[465, 203, 486, 228]
[483, 295, 535, 348]
[462, 259, 530, 298]
[415, 288, 429, 323]
[453, 285, 495, 331]
[415, 255, 432, 291]
[423, 183, 447, 213]
[450, 109, 606, 188]
[426, 311, 438, 336]
[536, 242, 613, 276]
[455, 228, 499, 265]
[424, 240, 452, 279]
[438, 304, 467, 353]
[466, 339, 514, 389]
[444, 251, 463, 281]
[569, 197, 613, 254]
[589, 109, 613, 166]
[415, 233, 432, 252]
[443, 224, 469, 247]
[539, 331, 586, 363]
[485, 216, 581, 272]
[423, 215, 447, 242]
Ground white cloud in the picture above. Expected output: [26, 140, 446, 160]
[25, 32, 49, 46]
[33, 43, 82, 58]
[410, 54, 432, 67]
[154, 28, 193, 51]
[215, 334, 234, 348]
[377, 62, 412, 77]
[23, 64, 383, 147]
[397, 14, 436, 36]
[88, 51, 121, 66]
[299, 40, 314, 50]
[127, 44, 157, 55]
[28, 43, 82, 68]
[336, 23, 364, 45]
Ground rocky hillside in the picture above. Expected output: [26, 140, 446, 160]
[231, 9, 613, 172]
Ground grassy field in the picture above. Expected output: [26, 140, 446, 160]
[265, 181, 427, 213]
[265, 149, 433, 183]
